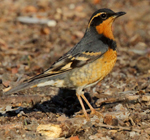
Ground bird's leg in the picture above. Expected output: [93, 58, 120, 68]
[81, 94, 96, 114]
[76, 88, 102, 119]
[76, 88, 89, 120]
[76, 94, 89, 120]
[81, 94, 103, 118]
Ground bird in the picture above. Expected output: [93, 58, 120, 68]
[3, 8, 126, 120]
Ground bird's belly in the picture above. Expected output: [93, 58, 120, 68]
[69, 49, 117, 88]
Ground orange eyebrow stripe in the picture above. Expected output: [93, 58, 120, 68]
[88, 13, 104, 28]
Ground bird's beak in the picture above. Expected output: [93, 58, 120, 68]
[113, 11, 126, 18]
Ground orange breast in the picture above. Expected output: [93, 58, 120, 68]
[69, 48, 117, 88]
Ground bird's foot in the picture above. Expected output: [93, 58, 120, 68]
[75, 110, 90, 121]
[90, 109, 103, 118]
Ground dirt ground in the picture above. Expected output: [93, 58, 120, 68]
[0, 0, 150, 140]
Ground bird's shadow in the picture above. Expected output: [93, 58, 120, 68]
[1, 88, 96, 118]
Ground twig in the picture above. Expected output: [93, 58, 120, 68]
[96, 123, 141, 132]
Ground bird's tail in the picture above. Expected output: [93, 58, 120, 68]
[3, 81, 35, 95]
[3, 73, 65, 95]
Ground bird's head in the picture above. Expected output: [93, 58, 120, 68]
[88, 8, 126, 40]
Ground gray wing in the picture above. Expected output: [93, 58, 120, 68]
[4, 32, 109, 95]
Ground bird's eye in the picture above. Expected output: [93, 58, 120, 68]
[101, 13, 107, 19]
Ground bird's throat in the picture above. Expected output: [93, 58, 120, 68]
[95, 18, 115, 40]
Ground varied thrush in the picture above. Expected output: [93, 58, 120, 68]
[4, 8, 126, 120]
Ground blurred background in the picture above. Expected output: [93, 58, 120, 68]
[0, 0, 150, 140]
